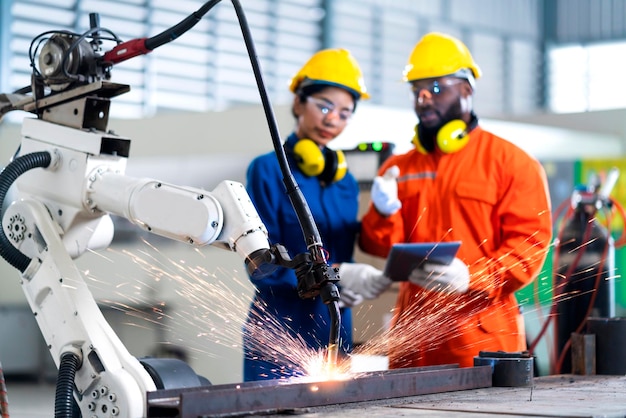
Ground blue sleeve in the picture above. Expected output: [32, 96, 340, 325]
[246, 154, 298, 290]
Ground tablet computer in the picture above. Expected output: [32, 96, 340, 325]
[384, 241, 461, 282]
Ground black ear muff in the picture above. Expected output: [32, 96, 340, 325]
[292, 138, 347, 184]
[413, 119, 469, 154]
[333, 150, 347, 182]
[318, 149, 347, 184]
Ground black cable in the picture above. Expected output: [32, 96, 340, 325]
[145, 0, 221, 50]
[54, 352, 80, 418]
[12, 85, 31, 95]
[60, 26, 120, 82]
[230, 0, 324, 257]
[27, 26, 119, 87]
[230, 0, 341, 359]
[0, 151, 52, 272]
[28, 30, 76, 79]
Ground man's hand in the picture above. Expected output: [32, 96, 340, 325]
[408, 257, 470, 294]
[338, 263, 392, 300]
[371, 165, 401, 216]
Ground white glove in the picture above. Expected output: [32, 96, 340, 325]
[338, 263, 392, 300]
[408, 257, 470, 294]
[338, 288, 364, 308]
[371, 165, 402, 216]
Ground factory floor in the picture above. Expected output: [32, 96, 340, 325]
[3, 377, 56, 418]
[3, 373, 626, 417]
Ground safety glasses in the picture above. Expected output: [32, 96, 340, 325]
[411, 78, 465, 100]
[307, 96, 353, 122]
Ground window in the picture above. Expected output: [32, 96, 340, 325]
[547, 41, 626, 113]
[2, 0, 323, 120]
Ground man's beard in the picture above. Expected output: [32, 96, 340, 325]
[418, 102, 464, 152]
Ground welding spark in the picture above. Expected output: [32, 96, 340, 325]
[80, 240, 353, 382]
[350, 231, 558, 369]
[75, 219, 613, 384]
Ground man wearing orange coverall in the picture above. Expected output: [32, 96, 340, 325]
[354, 32, 553, 368]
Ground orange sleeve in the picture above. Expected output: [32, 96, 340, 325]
[469, 155, 552, 298]
[359, 205, 404, 258]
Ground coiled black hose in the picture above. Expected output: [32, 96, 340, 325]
[0, 151, 51, 272]
[55, 352, 80, 418]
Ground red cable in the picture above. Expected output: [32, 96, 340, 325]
[608, 198, 626, 248]
[528, 199, 572, 355]
[554, 226, 610, 374]
[529, 189, 625, 373]
[549, 214, 595, 374]
[528, 196, 614, 374]
[0, 361, 9, 418]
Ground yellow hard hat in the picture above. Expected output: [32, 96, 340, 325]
[402, 32, 482, 83]
[289, 48, 370, 100]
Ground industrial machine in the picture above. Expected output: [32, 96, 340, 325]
[528, 167, 624, 374]
[342, 142, 395, 190]
[0, 1, 344, 416]
[553, 168, 621, 374]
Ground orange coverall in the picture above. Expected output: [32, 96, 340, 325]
[360, 125, 552, 368]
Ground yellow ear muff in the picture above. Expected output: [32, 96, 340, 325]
[412, 126, 429, 155]
[437, 119, 469, 153]
[293, 138, 348, 184]
[293, 138, 324, 176]
[333, 150, 347, 182]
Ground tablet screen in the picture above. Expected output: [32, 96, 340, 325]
[384, 241, 461, 281]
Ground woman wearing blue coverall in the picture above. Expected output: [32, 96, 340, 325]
[243, 49, 391, 381]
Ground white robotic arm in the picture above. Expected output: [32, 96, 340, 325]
[1, 115, 271, 418]
[15, 117, 269, 261]
[85, 169, 270, 260]
[4, 198, 157, 417]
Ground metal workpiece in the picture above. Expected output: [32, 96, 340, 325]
[473, 351, 534, 387]
[146, 364, 493, 417]
[587, 317, 626, 375]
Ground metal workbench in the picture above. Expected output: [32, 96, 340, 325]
[282, 374, 626, 418]
[147, 365, 626, 418]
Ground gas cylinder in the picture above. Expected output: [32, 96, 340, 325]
[554, 186, 615, 374]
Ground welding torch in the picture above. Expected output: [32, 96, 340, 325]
[247, 230, 343, 368]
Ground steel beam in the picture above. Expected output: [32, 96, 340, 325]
[146, 364, 492, 417]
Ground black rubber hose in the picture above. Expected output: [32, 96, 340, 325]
[0, 151, 52, 272]
[145, 0, 221, 50]
[55, 352, 80, 418]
